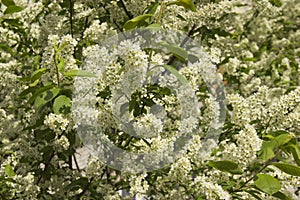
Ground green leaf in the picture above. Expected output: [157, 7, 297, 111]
[53, 95, 71, 114]
[146, 2, 159, 14]
[2, 18, 21, 26]
[145, 23, 163, 31]
[34, 87, 60, 108]
[30, 68, 49, 84]
[260, 141, 276, 160]
[34, 129, 55, 142]
[64, 69, 97, 78]
[254, 174, 281, 195]
[17, 75, 31, 82]
[0, 43, 13, 54]
[208, 160, 243, 174]
[273, 163, 300, 176]
[65, 177, 89, 191]
[268, 130, 289, 137]
[120, 102, 129, 117]
[123, 14, 153, 30]
[274, 134, 292, 147]
[2, 0, 15, 7]
[285, 144, 300, 166]
[269, 0, 282, 7]
[4, 5, 23, 14]
[262, 147, 275, 161]
[57, 59, 65, 72]
[160, 65, 188, 85]
[262, 134, 275, 140]
[29, 79, 39, 87]
[158, 41, 188, 61]
[167, 0, 197, 12]
[272, 191, 292, 200]
[245, 190, 263, 200]
[28, 84, 55, 104]
[4, 164, 15, 177]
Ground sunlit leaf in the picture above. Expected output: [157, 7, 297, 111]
[259, 140, 276, 160]
[145, 23, 163, 30]
[167, 0, 197, 12]
[30, 68, 49, 84]
[0, 43, 13, 54]
[274, 134, 292, 147]
[64, 69, 97, 78]
[34, 87, 60, 108]
[57, 59, 65, 72]
[28, 84, 54, 104]
[254, 174, 281, 195]
[53, 95, 71, 114]
[146, 2, 159, 14]
[124, 14, 153, 30]
[4, 164, 15, 177]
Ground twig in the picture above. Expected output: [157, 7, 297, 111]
[73, 154, 81, 171]
[170, 24, 196, 66]
[37, 151, 55, 184]
[166, 24, 196, 67]
[53, 50, 60, 87]
[232, 149, 282, 193]
[68, 155, 73, 170]
[74, 16, 88, 59]
[37, 132, 66, 184]
[119, 0, 133, 19]
[76, 177, 95, 200]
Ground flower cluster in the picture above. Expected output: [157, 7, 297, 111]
[44, 113, 69, 134]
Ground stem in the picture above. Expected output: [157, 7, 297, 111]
[157, 0, 165, 24]
[76, 177, 95, 200]
[120, 0, 133, 19]
[53, 50, 60, 87]
[37, 151, 55, 184]
[68, 155, 72, 170]
[124, 136, 133, 148]
[232, 149, 282, 193]
[73, 154, 81, 171]
[74, 16, 88, 59]
[166, 24, 197, 67]
[37, 132, 65, 184]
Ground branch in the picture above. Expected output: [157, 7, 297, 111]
[119, 0, 133, 19]
[68, 155, 72, 170]
[76, 177, 94, 200]
[53, 50, 60, 87]
[165, 24, 197, 69]
[73, 154, 81, 171]
[232, 149, 282, 193]
[37, 151, 55, 184]
[37, 131, 66, 184]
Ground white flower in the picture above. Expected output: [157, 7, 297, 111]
[129, 172, 149, 198]
[44, 113, 69, 134]
[133, 113, 163, 137]
[55, 135, 70, 151]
